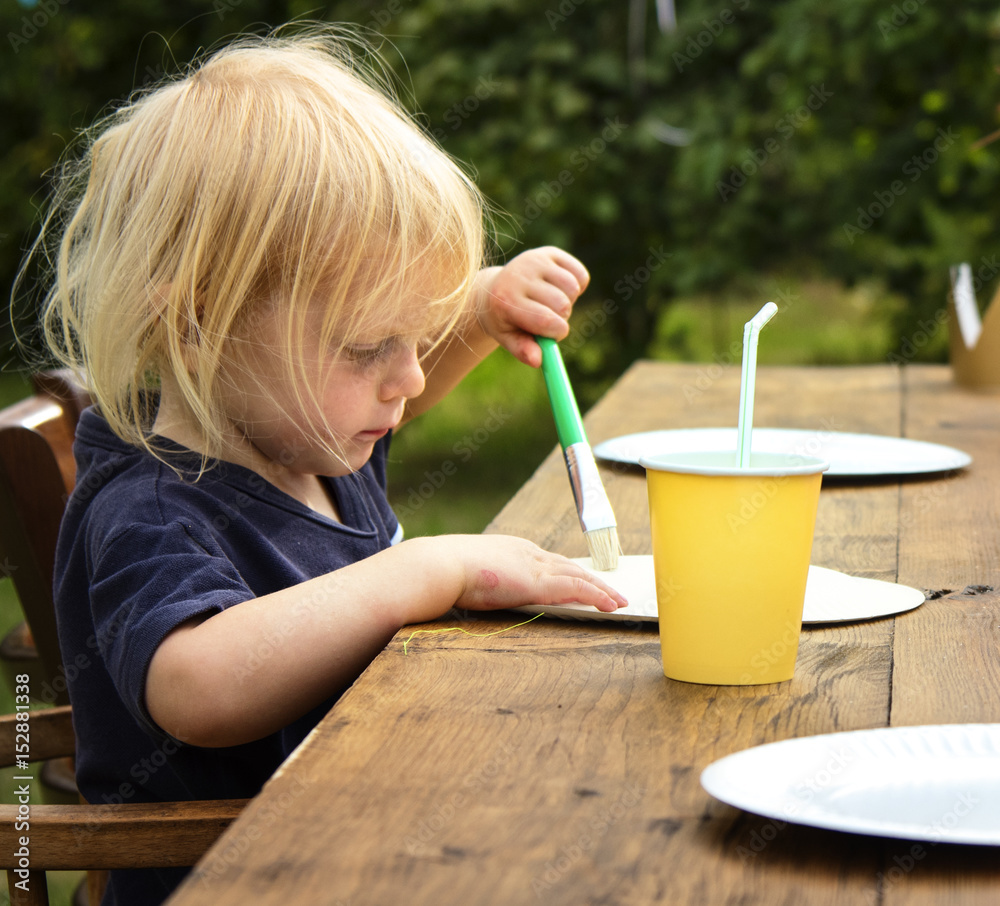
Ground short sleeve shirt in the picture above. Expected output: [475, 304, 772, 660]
[54, 408, 401, 903]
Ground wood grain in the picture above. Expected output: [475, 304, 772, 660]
[166, 364, 1000, 906]
[0, 799, 249, 870]
[890, 367, 1000, 736]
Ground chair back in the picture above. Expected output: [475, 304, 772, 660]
[0, 375, 251, 906]
[0, 379, 84, 704]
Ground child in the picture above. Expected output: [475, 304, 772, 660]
[23, 28, 626, 905]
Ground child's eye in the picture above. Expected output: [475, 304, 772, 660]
[343, 339, 394, 367]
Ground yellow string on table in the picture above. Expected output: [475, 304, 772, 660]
[402, 613, 544, 655]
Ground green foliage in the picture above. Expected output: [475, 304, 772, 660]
[658, 0, 1000, 347]
[3, 0, 1000, 395]
[386, 349, 554, 535]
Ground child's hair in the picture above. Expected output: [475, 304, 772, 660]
[21, 26, 488, 469]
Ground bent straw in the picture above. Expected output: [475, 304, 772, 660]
[736, 301, 779, 468]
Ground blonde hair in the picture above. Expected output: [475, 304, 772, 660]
[23, 26, 487, 468]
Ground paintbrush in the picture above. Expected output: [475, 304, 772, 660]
[537, 337, 620, 571]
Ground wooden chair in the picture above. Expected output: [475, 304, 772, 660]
[0, 377, 81, 702]
[0, 375, 83, 801]
[0, 378, 250, 905]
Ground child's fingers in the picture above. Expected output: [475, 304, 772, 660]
[506, 332, 543, 368]
[537, 246, 591, 295]
[505, 296, 572, 339]
[524, 280, 576, 319]
[537, 555, 628, 612]
[543, 573, 627, 613]
[455, 536, 626, 612]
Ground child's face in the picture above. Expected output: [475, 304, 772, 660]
[218, 298, 427, 477]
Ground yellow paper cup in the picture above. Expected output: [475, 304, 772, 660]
[640, 450, 828, 685]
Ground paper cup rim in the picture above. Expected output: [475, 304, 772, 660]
[639, 450, 830, 477]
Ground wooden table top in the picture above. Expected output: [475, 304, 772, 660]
[167, 362, 1000, 906]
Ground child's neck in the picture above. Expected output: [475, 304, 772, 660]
[153, 384, 342, 523]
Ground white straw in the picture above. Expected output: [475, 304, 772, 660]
[736, 302, 778, 468]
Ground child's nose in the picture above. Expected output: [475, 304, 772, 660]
[381, 343, 425, 401]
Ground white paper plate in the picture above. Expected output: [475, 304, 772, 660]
[593, 428, 971, 478]
[518, 556, 925, 625]
[701, 724, 1000, 845]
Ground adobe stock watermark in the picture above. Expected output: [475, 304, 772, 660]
[369, 0, 411, 28]
[517, 117, 628, 228]
[531, 782, 645, 898]
[425, 76, 502, 144]
[733, 620, 801, 686]
[545, 0, 587, 30]
[7, 0, 71, 53]
[212, 0, 244, 19]
[612, 246, 672, 302]
[672, 1, 751, 73]
[842, 127, 957, 244]
[402, 742, 518, 855]
[898, 472, 960, 531]
[231, 581, 346, 683]
[681, 286, 801, 402]
[865, 791, 980, 903]
[725, 416, 839, 532]
[558, 245, 671, 352]
[877, 0, 929, 40]
[561, 245, 671, 354]
[193, 767, 318, 888]
[886, 307, 948, 366]
[395, 404, 513, 521]
[717, 83, 834, 201]
[735, 743, 857, 861]
[561, 297, 619, 355]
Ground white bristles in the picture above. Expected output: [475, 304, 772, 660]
[585, 525, 621, 572]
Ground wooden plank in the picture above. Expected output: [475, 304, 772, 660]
[0, 706, 75, 768]
[175, 611, 893, 905]
[896, 366, 1000, 589]
[882, 841, 1000, 906]
[884, 367, 1000, 903]
[167, 364, 1000, 906]
[0, 800, 249, 870]
[890, 367, 1000, 731]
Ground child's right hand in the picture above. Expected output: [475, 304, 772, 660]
[434, 534, 628, 613]
[146, 532, 627, 749]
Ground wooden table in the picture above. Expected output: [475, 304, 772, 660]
[167, 363, 1000, 906]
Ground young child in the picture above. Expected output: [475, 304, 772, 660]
[23, 28, 626, 905]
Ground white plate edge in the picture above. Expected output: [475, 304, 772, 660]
[593, 427, 973, 476]
[700, 723, 1000, 845]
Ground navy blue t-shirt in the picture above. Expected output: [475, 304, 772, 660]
[54, 407, 401, 904]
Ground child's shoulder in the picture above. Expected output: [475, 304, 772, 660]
[71, 407, 228, 529]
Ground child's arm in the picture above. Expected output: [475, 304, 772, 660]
[146, 532, 624, 749]
[403, 246, 589, 423]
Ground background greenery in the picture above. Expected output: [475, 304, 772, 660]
[5, 0, 1000, 377]
[2, 3, 1000, 900]
[3, 0, 1000, 528]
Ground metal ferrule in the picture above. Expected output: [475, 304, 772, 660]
[564, 442, 617, 534]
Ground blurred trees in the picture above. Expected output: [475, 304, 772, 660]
[3, 0, 1000, 395]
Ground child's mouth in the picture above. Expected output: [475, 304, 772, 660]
[356, 427, 390, 441]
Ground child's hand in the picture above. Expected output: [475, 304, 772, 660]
[476, 246, 590, 368]
[441, 534, 626, 612]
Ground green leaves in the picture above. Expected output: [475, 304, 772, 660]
[4, 0, 1000, 379]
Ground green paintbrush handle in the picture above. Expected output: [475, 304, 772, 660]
[538, 337, 587, 450]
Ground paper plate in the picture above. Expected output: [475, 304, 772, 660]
[517, 556, 925, 625]
[701, 724, 1000, 845]
[593, 428, 971, 478]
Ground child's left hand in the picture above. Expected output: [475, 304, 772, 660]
[475, 246, 590, 368]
